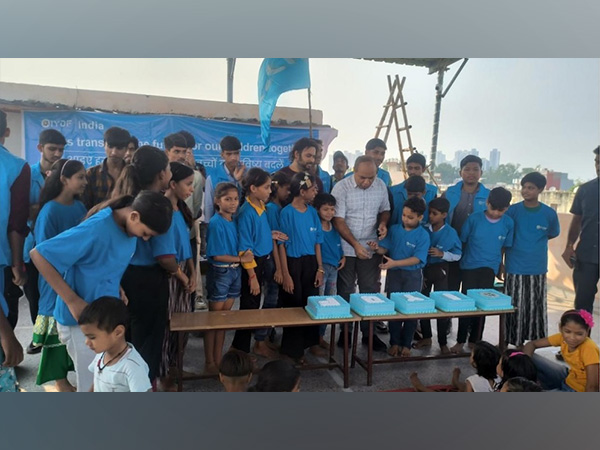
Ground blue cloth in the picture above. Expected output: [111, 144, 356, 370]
[35, 207, 137, 326]
[321, 225, 343, 267]
[459, 211, 514, 272]
[379, 224, 430, 271]
[279, 205, 323, 258]
[171, 210, 193, 262]
[0, 269, 5, 319]
[23, 162, 46, 263]
[129, 227, 176, 266]
[426, 224, 462, 265]
[504, 202, 560, 275]
[203, 162, 241, 223]
[318, 166, 332, 193]
[206, 213, 239, 265]
[265, 202, 282, 231]
[345, 167, 392, 187]
[444, 181, 490, 225]
[258, 58, 310, 148]
[390, 181, 438, 226]
[236, 200, 273, 257]
[34, 200, 87, 316]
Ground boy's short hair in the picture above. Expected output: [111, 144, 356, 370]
[406, 153, 426, 169]
[220, 135, 242, 152]
[404, 175, 426, 193]
[313, 193, 336, 210]
[428, 197, 450, 214]
[78, 297, 129, 333]
[164, 133, 188, 151]
[39, 129, 67, 146]
[460, 154, 483, 169]
[521, 172, 546, 189]
[103, 127, 131, 148]
[594, 146, 599, 155]
[333, 150, 348, 165]
[0, 110, 7, 136]
[365, 138, 386, 151]
[219, 350, 253, 377]
[488, 187, 512, 210]
[129, 136, 139, 149]
[177, 130, 196, 148]
[403, 196, 426, 216]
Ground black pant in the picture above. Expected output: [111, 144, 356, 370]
[456, 267, 495, 344]
[337, 255, 383, 337]
[573, 260, 599, 313]
[231, 254, 270, 353]
[122, 264, 169, 381]
[280, 255, 319, 359]
[420, 263, 450, 346]
[3, 263, 39, 329]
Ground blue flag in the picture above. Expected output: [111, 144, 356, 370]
[258, 58, 310, 149]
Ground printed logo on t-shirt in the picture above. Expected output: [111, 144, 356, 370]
[477, 200, 486, 206]
[536, 225, 547, 231]
[405, 241, 416, 248]
[497, 235, 506, 241]
[310, 227, 317, 232]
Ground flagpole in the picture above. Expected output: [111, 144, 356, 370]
[308, 87, 313, 138]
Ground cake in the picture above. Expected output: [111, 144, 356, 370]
[305, 295, 352, 320]
[349, 293, 396, 317]
[391, 291, 437, 314]
[467, 289, 513, 311]
[430, 291, 477, 312]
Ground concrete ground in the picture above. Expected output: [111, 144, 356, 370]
[12, 282, 599, 392]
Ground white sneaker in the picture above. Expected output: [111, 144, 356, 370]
[195, 299, 208, 311]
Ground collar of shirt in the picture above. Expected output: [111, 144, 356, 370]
[99, 158, 125, 177]
[246, 196, 266, 216]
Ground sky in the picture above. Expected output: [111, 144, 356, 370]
[0, 58, 598, 181]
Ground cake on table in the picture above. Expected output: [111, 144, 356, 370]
[466, 289, 513, 311]
[391, 291, 436, 314]
[305, 295, 352, 319]
[430, 291, 477, 312]
[349, 293, 396, 317]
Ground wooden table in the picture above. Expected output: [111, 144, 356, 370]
[170, 308, 360, 391]
[351, 308, 515, 386]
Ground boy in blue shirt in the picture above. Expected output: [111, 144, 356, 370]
[390, 175, 435, 226]
[450, 187, 514, 354]
[416, 197, 462, 354]
[313, 193, 346, 348]
[369, 197, 430, 357]
[504, 172, 560, 348]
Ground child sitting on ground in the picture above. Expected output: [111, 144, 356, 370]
[500, 376, 543, 392]
[79, 297, 151, 392]
[410, 340, 501, 392]
[495, 349, 538, 391]
[218, 349, 253, 392]
[248, 359, 301, 392]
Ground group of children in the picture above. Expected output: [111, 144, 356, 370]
[1, 113, 598, 392]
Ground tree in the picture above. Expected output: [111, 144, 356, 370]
[483, 163, 521, 185]
[435, 163, 458, 184]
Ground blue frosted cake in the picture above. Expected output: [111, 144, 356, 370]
[467, 289, 513, 311]
[305, 295, 352, 319]
[430, 291, 477, 312]
[391, 291, 436, 314]
[349, 293, 396, 317]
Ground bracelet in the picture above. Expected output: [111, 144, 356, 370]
[170, 267, 182, 276]
[249, 274, 257, 280]
[317, 268, 325, 274]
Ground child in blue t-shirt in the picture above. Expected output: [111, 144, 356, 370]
[313, 193, 346, 349]
[450, 187, 514, 354]
[204, 182, 254, 375]
[504, 172, 560, 348]
[279, 172, 324, 362]
[32, 159, 87, 392]
[369, 197, 430, 357]
[30, 191, 173, 392]
[416, 197, 462, 354]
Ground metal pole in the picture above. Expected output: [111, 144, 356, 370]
[430, 68, 445, 172]
[226, 58, 235, 103]
[308, 87, 313, 138]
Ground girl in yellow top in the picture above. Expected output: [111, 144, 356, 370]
[524, 309, 599, 392]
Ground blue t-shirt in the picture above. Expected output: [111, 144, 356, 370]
[171, 210, 193, 262]
[460, 211, 514, 272]
[23, 162, 47, 263]
[318, 166, 332, 193]
[390, 181, 438, 226]
[35, 207, 137, 326]
[426, 224, 462, 265]
[207, 213, 239, 264]
[504, 202, 560, 275]
[236, 200, 273, 257]
[379, 224, 430, 271]
[129, 226, 177, 266]
[279, 204, 323, 258]
[265, 202, 282, 232]
[34, 200, 87, 316]
[321, 224, 343, 267]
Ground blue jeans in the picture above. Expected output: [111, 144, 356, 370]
[533, 354, 577, 392]
[386, 269, 423, 348]
[318, 263, 338, 337]
[254, 256, 280, 342]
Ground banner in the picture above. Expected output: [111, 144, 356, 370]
[23, 110, 337, 173]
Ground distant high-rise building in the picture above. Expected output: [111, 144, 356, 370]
[490, 148, 500, 169]
[469, 148, 479, 156]
[481, 158, 490, 172]
[436, 150, 447, 165]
